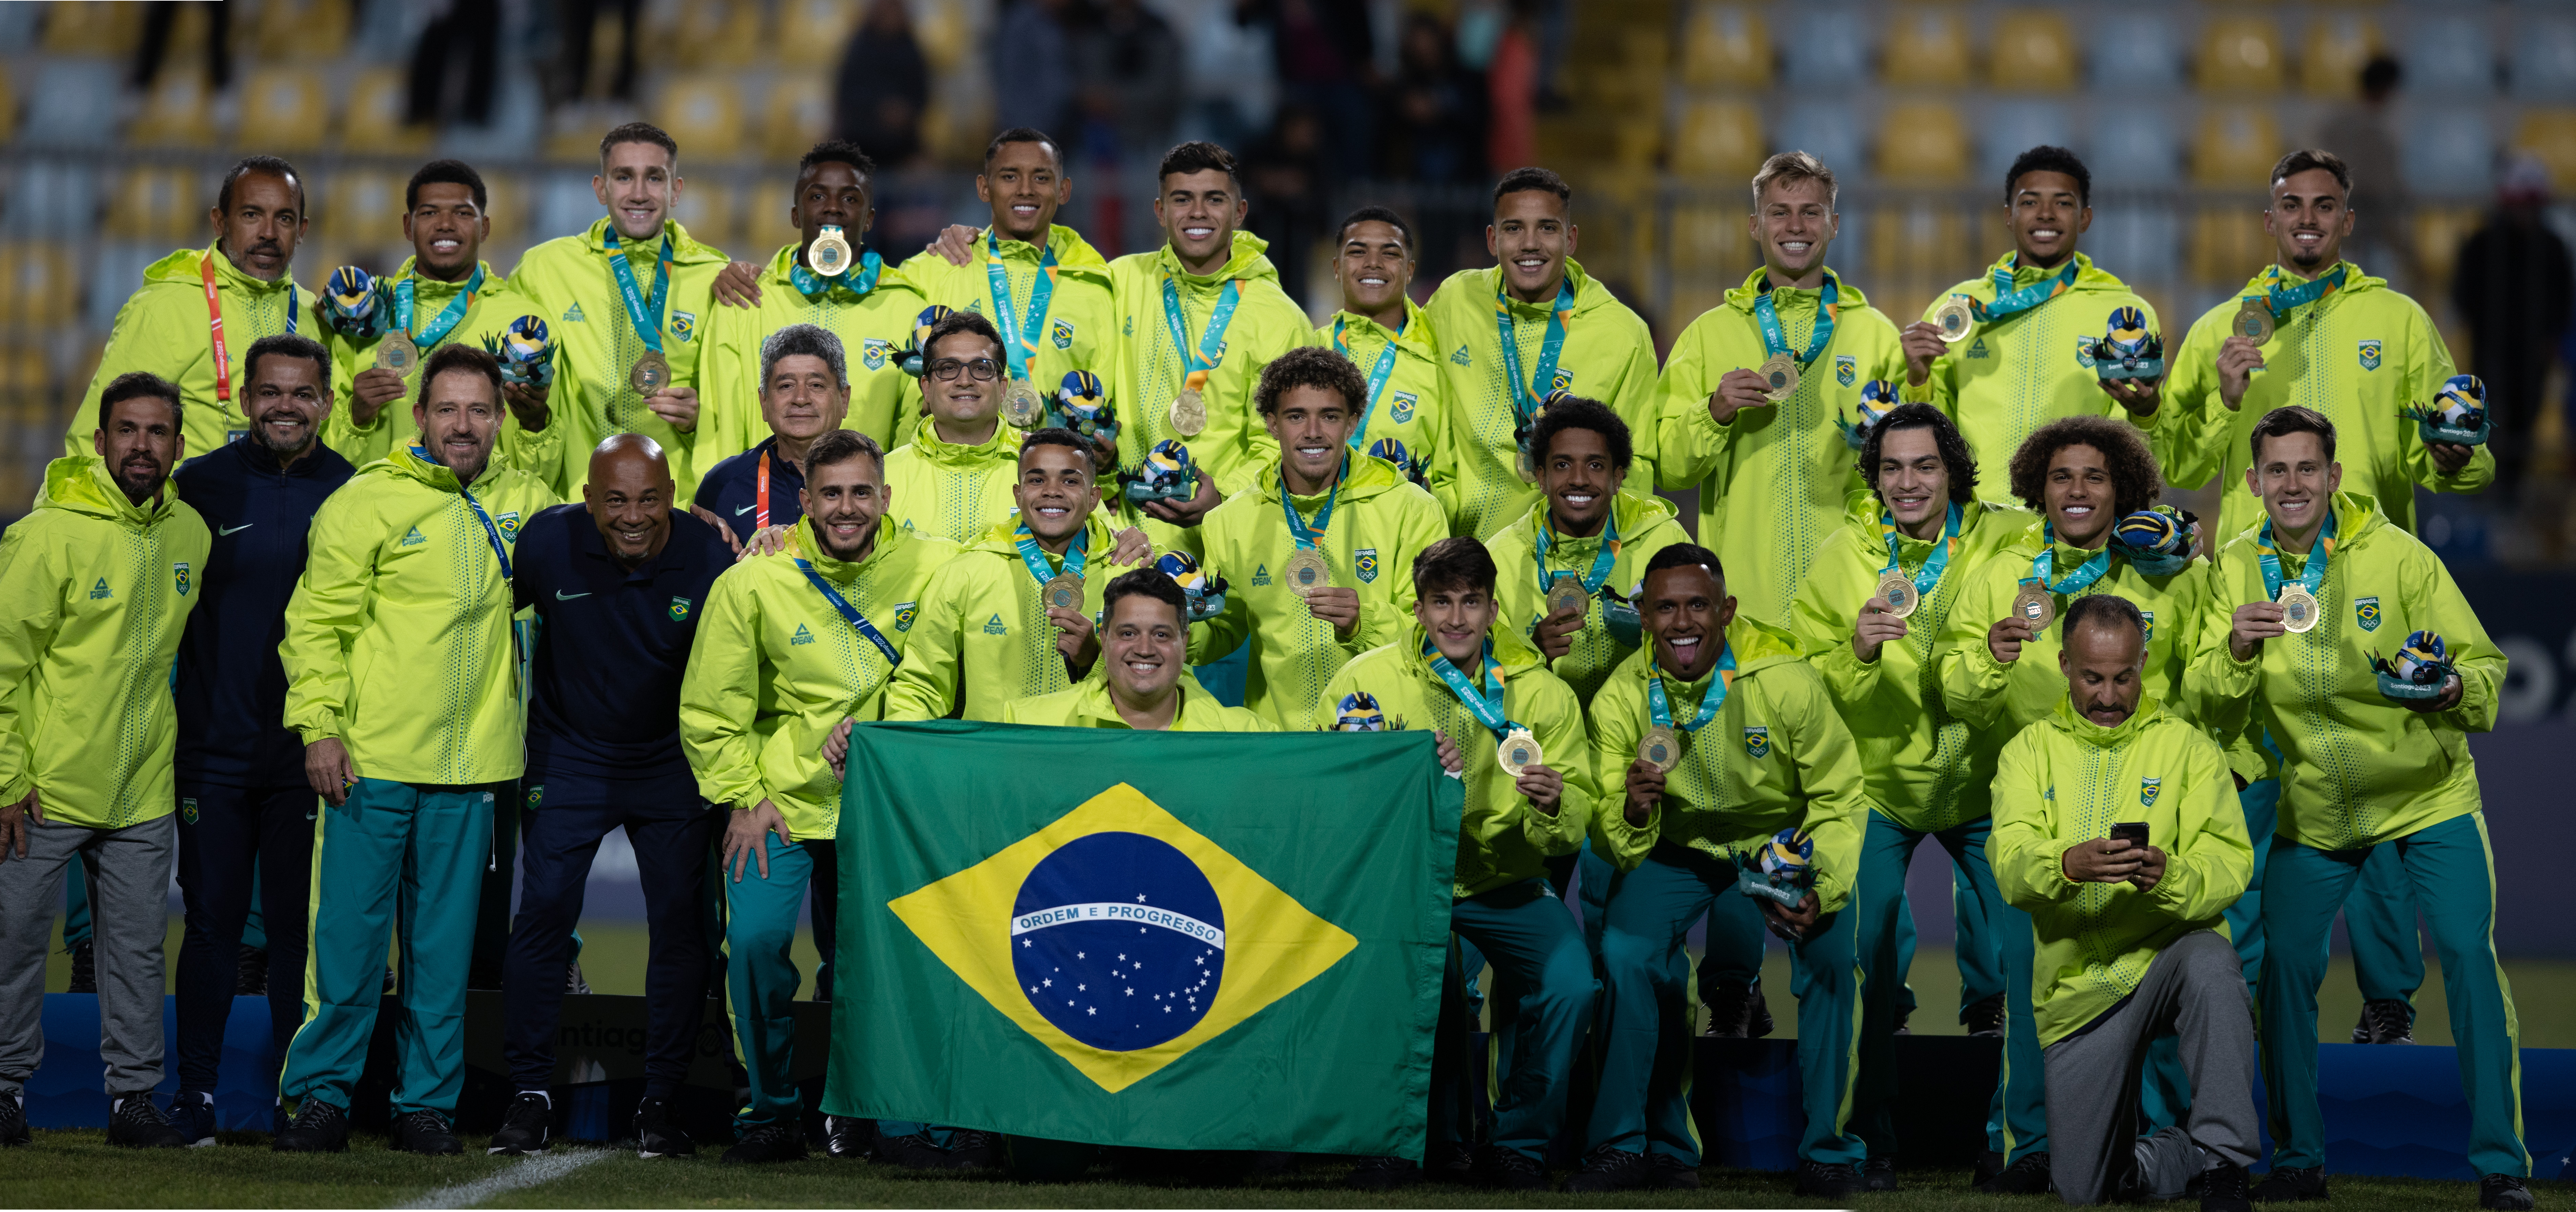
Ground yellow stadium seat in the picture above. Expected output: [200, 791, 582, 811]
[1667, 203, 1755, 274]
[129, 69, 216, 148]
[0, 64, 15, 143]
[2412, 206, 2481, 288]
[43, 1, 141, 55]
[1989, 9, 2078, 92]
[476, 172, 520, 249]
[2190, 106, 2283, 186]
[237, 68, 328, 151]
[671, 179, 735, 251]
[761, 75, 832, 161]
[1867, 202, 1971, 286]
[249, 0, 350, 62]
[0, 244, 77, 327]
[2198, 17, 2285, 94]
[656, 76, 745, 161]
[2189, 206, 2272, 285]
[1881, 9, 1974, 88]
[913, 0, 972, 72]
[320, 171, 406, 250]
[1670, 101, 1764, 179]
[338, 67, 432, 154]
[1877, 101, 1972, 184]
[741, 180, 795, 253]
[2513, 110, 2576, 193]
[1682, 5, 1770, 88]
[103, 165, 199, 240]
[775, 0, 860, 71]
[2301, 15, 2382, 96]
[667, 0, 761, 70]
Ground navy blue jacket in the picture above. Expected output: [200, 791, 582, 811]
[173, 439, 357, 789]
[692, 436, 806, 544]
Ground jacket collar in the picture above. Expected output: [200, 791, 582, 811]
[2050, 693, 2165, 748]
[789, 513, 906, 580]
[35, 455, 177, 529]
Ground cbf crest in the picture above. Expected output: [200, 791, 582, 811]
[2358, 339, 2383, 371]
[1835, 354, 1856, 387]
[2355, 596, 2382, 632]
[1353, 548, 1380, 584]
[1742, 725, 1771, 759]
[2140, 776, 2162, 808]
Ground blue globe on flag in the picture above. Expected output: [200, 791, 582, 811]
[1011, 831, 1226, 1051]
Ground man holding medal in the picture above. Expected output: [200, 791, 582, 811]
[881, 311, 1027, 543]
[693, 325, 855, 548]
[64, 155, 323, 468]
[1422, 167, 1661, 542]
[2185, 407, 2531, 1211]
[1784, 403, 2031, 1182]
[1189, 347, 1446, 730]
[1320, 537, 1594, 1191]
[1316, 206, 1454, 517]
[1655, 151, 1908, 627]
[274, 346, 557, 1155]
[678, 428, 960, 1164]
[1574, 543, 1871, 1196]
[510, 122, 733, 500]
[1894, 146, 2164, 492]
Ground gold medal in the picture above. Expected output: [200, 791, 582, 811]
[2233, 300, 2275, 345]
[375, 330, 418, 375]
[808, 225, 853, 277]
[2277, 584, 2319, 634]
[1932, 296, 1976, 344]
[1002, 380, 1045, 428]
[2011, 584, 2056, 631]
[1497, 727, 1544, 777]
[1283, 548, 1331, 597]
[630, 350, 672, 395]
[1168, 387, 1208, 437]
[1876, 572, 1919, 619]
[1758, 352, 1799, 402]
[1637, 726, 1680, 774]
[1545, 576, 1589, 619]
[1043, 572, 1084, 613]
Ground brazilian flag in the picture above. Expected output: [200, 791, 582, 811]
[826, 720, 1463, 1156]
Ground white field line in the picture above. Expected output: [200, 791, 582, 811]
[396, 1147, 614, 1210]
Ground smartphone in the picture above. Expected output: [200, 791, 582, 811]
[2110, 821, 2150, 848]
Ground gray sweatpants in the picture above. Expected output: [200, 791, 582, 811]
[2042, 929, 2259, 1204]
[0, 814, 176, 1096]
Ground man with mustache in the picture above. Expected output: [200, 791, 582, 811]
[59, 156, 322, 470]
[0, 373, 210, 1150]
[164, 335, 354, 1147]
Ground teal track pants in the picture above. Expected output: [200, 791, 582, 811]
[279, 778, 499, 1115]
[1583, 847, 1863, 1167]
[2345, 843, 2425, 1007]
[2259, 812, 2528, 1178]
[724, 831, 830, 1133]
[1432, 879, 1596, 1163]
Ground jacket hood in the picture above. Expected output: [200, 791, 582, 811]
[2228, 259, 2388, 300]
[1610, 611, 1802, 684]
[1400, 616, 1547, 685]
[388, 258, 503, 295]
[1834, 490, 2025, 555]
[1243, 451, 1411, 506]
[789, 513, 909, 579]
[2218, 491, 2387, 555]
[1002, 224, 1114, 278]
[1506, 484, 1683, 558]
[1963, 250, 2134, 295]
[1468, 258, 1629, 321]
[1158, 230, 1283, 287]
[2047, 692, 2167, 748]
[1724, 263, 1875, 312]
[579, 217, 731, 265]
[903, 416, 1024, 466]
[379, 443, 507, 493]
[35, 456, 179, 529]
[1329, 296, 1438, 363]
[144, 243, 300, 295]
[965, 507, 1123, 559]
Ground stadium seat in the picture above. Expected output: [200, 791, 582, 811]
[2090, 105, 2182, 187]
[3, 161, 102, 238]
[1864, 201, 1969, 284]
[1781, 8, 1871, 87]
[1671, 100, 1765, 180]
[2512, 109, 2576, 193]
[2084, 209, 2182, 288]
[248, 0, 349, 63]
[2405, 14, 2494, 98]
[1681, 4, 1770, 89]
[774, 0, 860, 71]
[2189, 106, 2283, 187]
[18, 58, 121, 150]
[320, 171, 405, 252]
[2401, 108, 2492, 198]
[129, 69, 216, 148]
[1980, 102, 2074, 190]
[669, 179, 734, 253]
[1880, 9, 1973, 89]
[759, 75, 831, 161]
[666, 0, 761, 71]
[2089, 12, 2182, 89]
[655, 76, 745, 161]
[1774, 101, 1863, 177]
[2188, 205, 2271, 284]
[2411, 206, 2482, 287]
[2512, 15, 2576, 102]
[41, 1, 141, 55]
[2197, 17, 2286, 94]
[740, 179, 793, 254]
[2300, 14, 2383, 97]
[0, 243, 78, 326]
[1989, 9, 2078, 92]
[1876, 101, 1972, 184]
[337, 67, 431, 154]
[102, 166, 198, 242]
[1667, 203, 1754, 275]
[0, 64, 15, 144]
[236, 68, 328, 152]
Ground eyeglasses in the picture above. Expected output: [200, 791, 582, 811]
[926, 358, 1000, 382]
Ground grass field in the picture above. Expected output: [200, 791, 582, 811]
[5, 1129, 2564, 1210]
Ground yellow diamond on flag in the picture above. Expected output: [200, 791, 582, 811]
[888, 783, 1357, 1093]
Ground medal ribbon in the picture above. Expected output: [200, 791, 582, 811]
[1752, 270, 1839, 368]
[1534, 509, 1621, 599]
[793, 558, 902, 667]
[1162, 276, 1243, 401]
[602, 231, 673, 355]
[986, 232, 1060, 384]
[200, 255, 299, 405]
[413, 446, 514, 580]
[791, 246, 883, 300]
[1279, 457, 1344, 551]
[1331, 315, 1403, 451]
[2023, 523, 2114, 597]
[2247, 263, 2349, 327]
[1422, 637, 1521, 742]
[755, 449, 772, 530]
[1879, 502, 1961, 598]
[1976, 257, 2079, 322]
[2256, 508, 2339, 599]
[1014, 522, 1088, 587]
[393, 264, 487, 353]
[1647, 643, 1739, 734]
[1495, 277, 1577, 422]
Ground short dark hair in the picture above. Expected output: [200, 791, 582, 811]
[799, 139, 877, 184]
[1643, 542, 1723, 588]
[218, 155, 305, 217]
[1412, 536, 1498, 598]
[1158, 140, 1239, 189]
[1254, 345, 1367, 417]
[1493, 166, 1573, 210]
[1526, 395, 1631, 472]
[984, 127, 1063, 170]
[2249, 405, 2338, 464]
[1103, 566, 1186, 627]
[2007, 415, 2162, 517]
[1860, 403, 1978, 505]
[2062, 593, 2147, 647]
[1019, 427, 1093, 473]
[760, 323, 849, 389]
[242, 333, 332, 390]
[98, 371, 182, 435]
[805, 428, 884, 476]
[406, 159, 488, 212]
[600, 121, 679, 169]
[1335, 205, 1415, 253]
[2005, 145, 2091, 208]
[420, 343, 503, 403]
[2270, 149, 2351, 197]
[920, 309, 1005, 370]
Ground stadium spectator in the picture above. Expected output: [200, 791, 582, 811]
[1074, 0, 1185, 176]
[1251, 0, 1377, 180]
[2449, 156, 2573, 502]
[834, 0, 930, 169]
[2319, 56, 2414, 295]
[1381, 12, 1488, 188]
[549, 0, 641, 105]
[407, 0, 500, 128]
[992, 0, 1079, 139]
[133, 1, 230, 92]
[1242, 105, 1330, 304]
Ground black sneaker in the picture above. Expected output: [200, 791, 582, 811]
[1, 1094, 28, 1146]
[1564, 1145, 1649, 1193]
[1702, 978, 1776, 1038]
[1973, 1149, 2006, 1188]
[2351, 999, 2414, 1044]
[1864, 1154, 1898, 1191]
[2203, 1160, 2254, 1212]
[271, 1098, 348, 1152]
[2479, 1174, 2534, 1211]
[486, 1092, 551, 1155]
[877, 1130, 952, 1170]
[392, 1109, 461, 1155]
[1427, 1141, 1475, 1183]
[1795, 1158, 1865, 1198]
[168, 1091, 217, 1148]
[1476, 1144, 1546, 1191]
[1344, 1155, 1422, 1190]
[720, 1123, 805, 1163]
[2251, 1164, 2329, 1202]
[1646, 1151, 1700, 1190]
[1964, 992, 2007, 1037]
[634, 1096, 694, 1159]
[106, 1092, 187, 1148]
[235, 945, 267, 996]
[944, 1128, 1001, 1169]
[68, 942, 95, 993]
[1982, 1150, 2055, 1194]
[821, 1115, 867, 1160]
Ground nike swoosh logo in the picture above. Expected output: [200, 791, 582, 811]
[219, 523, 254, 536]
[735, 504, 756, 515]
[555, 590, 592, 600]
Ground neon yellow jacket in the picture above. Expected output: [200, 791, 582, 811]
[881, 417, 1024, 545]
[880, 511, 1148, 724]
[1319, 621, 1594, 899]
[2183, 492, 2503, 851]
[0, 457, 209, 826]
[697, 243, 928, 459]
[1105, 232, 1323, 501]
[1318, 298, 1458, 521]
[1791, 491, 2032, 831]
[506, 218, 732, 498]
[64, 244, 324, 468]
[1585, 618, 1872, 912]
[1421, 260, 1662, 540]
[897, 223, 1117, 415]
[1655, 266, 1910, 627]
[280, 446, 556, 785]
[1188, 455, 1448, 730]
[321, 258, 562, 476]
[1901, 252, 2161, 497]
[1991, 696, 2252, 1046]
[679, 516, 960, 839]
[1485, 488, 1695, 706]
[2136, 261, 2491, 537]
[1003, 678, 1274, 732]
